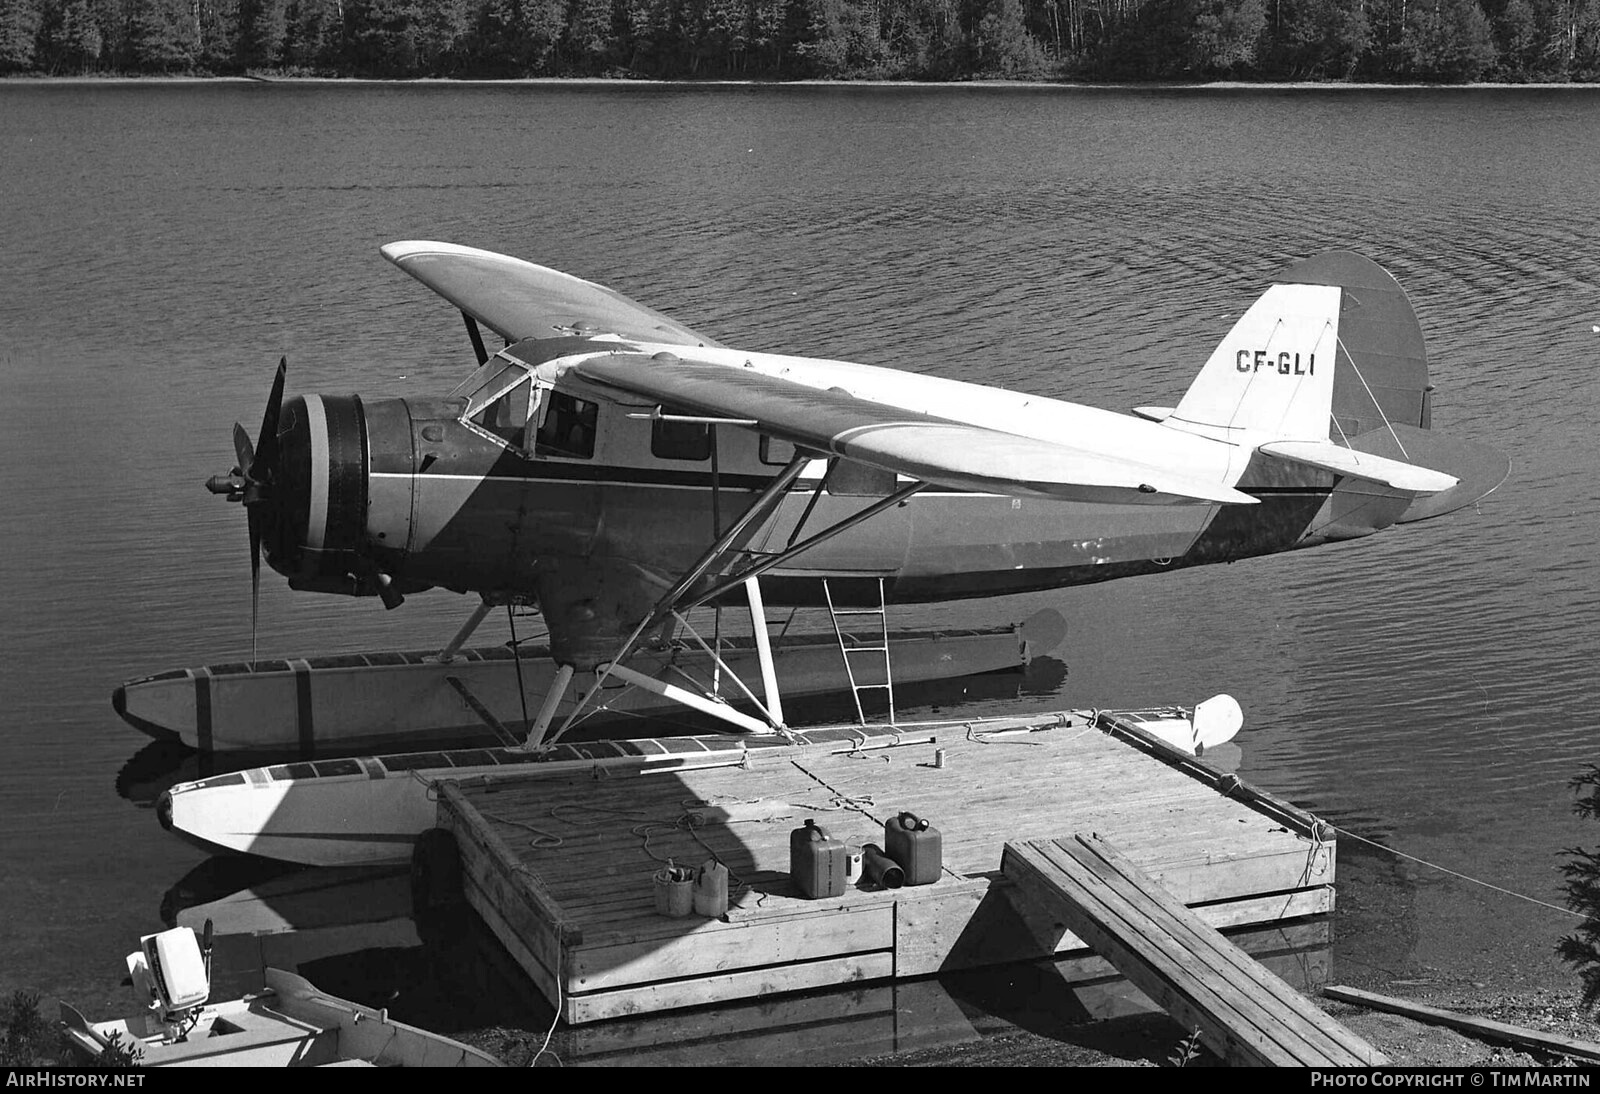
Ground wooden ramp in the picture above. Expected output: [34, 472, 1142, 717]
[1003, 834, 1386, 1067]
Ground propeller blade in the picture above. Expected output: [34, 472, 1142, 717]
[232, 422, 255, 483]
[248, 504, 262, 666]
[250, 357, 288, 480]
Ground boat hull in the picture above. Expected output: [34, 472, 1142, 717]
[158, 722, 957, 867]
[60, 968, 500, 1066]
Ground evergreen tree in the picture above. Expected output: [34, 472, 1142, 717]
[0, 0, 42, 70]
[1531, 0, 1600, 77]
[237, 0, 287, 65]
[1404, 0, 1495, 78]
[564, 0, 617, 70]
[341, 0, 465, 74]
[1189, 0, 1264, 69]
[281, 0, 339, 68]
[122, 0, 200, 70]
[1560, 765, 1600, 1010]
[194, 0, 240, 66]
[1266, 0, 1369, 77]
[791, 0, 849, 71]
[457, 0, 562, 74]
[975, 0, 1046, 72]
[42, 0, 106, 69]
[745, 0, 787, 72]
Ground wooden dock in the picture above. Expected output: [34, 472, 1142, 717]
[428, 710, 1337, 1026]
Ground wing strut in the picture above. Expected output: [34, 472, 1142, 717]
[681, 481, 926, 614]
[539, 461, 928, 747]
[534, 452, 812, 746]
[462, 311, 489, 367]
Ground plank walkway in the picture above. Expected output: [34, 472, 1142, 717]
[433, 711, 1339, 1025]
[1003, 833, 1387, 1067]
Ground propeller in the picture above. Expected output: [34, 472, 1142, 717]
[206, 358, 288, 664]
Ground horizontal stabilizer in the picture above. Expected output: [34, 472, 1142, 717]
[1258, 439, 1459, 493]
[381, 241, 722, 348]
[573, 354, 1257, 506]
[1344, 424, 1511, 523]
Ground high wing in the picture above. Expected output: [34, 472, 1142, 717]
[381, 241, 724, 348]
[569, 352, 1257, 506]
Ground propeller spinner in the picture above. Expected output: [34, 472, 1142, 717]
[205, 358, 288, 662]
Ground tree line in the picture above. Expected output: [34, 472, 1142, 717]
[0, 0, 1595, 82]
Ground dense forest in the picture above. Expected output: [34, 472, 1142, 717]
[0, 0, 1596, 82]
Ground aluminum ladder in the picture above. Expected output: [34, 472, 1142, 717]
[822, 577, 895, 725]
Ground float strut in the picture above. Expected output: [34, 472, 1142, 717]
[745, 577, 784, 727]
[436, 598, 495, 664]
[522, 663, 574, 749]
[600, 662, 774, 735]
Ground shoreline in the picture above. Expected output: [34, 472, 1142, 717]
[4, 73, 1600, 91]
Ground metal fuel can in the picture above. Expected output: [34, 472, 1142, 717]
[884, 811, 942, 886]
[790, 818, 848, 898]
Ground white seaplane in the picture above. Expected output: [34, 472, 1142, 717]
[150, 243, 1507, 866]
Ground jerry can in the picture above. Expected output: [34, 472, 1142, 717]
[790, 818, 848, 898]
[693, 858, 729, 917]
[884, 811, 942, 886]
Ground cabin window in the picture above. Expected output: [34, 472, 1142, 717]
[470, 377, 533, 445]
[535, 393, 599, 459]
[759, 436, 796, 466]
[828, 460, 896, 497]
[651, 417, 712, 462]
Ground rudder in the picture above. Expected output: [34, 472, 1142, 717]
[1171, 252, 1431, 442]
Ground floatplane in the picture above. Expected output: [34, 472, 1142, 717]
[144, 243, 1507, 867]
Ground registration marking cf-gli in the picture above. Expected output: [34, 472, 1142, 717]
[1237, 350, 1316, 375]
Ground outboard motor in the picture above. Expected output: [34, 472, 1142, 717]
[125, 921, 212, 1041]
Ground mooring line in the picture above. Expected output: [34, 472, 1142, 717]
[1320, 820, 1583, 919]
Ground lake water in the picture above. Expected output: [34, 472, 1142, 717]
[2, 81, 1598, 1053]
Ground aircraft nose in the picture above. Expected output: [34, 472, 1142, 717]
[263, 394, 372, 589]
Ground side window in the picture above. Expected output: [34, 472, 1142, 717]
[651, 417, 712, 462]
[759, 435, 797, 466]
[828, 459, 895, 497]
[471, 378, 532, 446]
[535, 392, 599, 459]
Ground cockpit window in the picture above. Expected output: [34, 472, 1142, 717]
[471, 378, 533, 445]
[458, 360, 542, 448]
[535, 393, 598, 459]
[462, 363, 527, 418]
[451, 357, 511, 400]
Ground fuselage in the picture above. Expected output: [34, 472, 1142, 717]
[259, 338, 1404, 631]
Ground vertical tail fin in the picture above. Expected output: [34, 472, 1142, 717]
[1171, 252, 1431, 442]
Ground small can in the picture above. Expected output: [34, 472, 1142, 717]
[934, 748, 946, 769]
